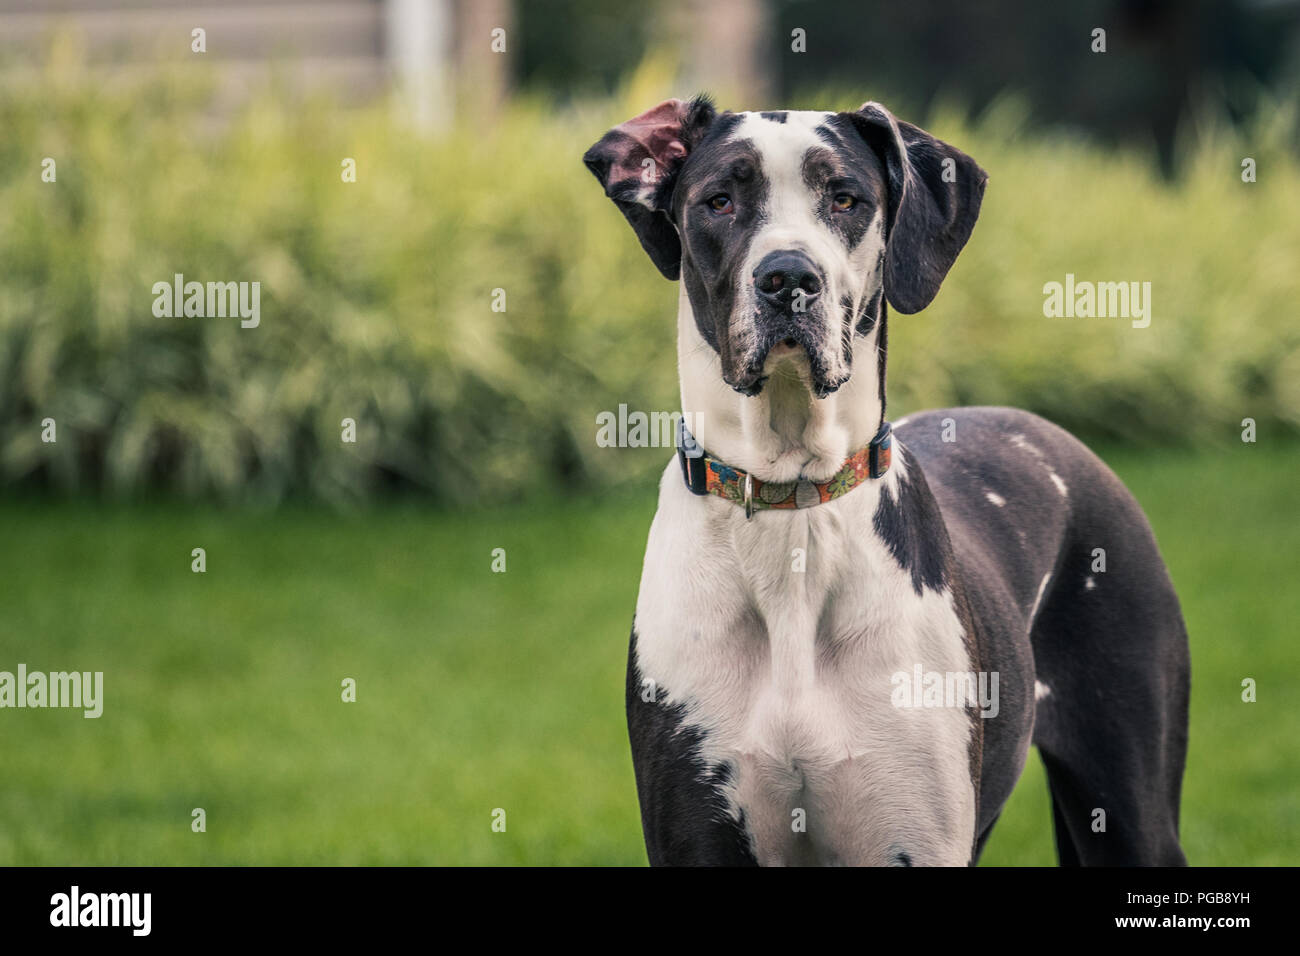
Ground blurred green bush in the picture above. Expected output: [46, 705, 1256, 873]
[1, 53, 1297, 506]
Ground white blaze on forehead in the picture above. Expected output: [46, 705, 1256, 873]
[724, 111, 886, 385]
[729, 112, 837, 260]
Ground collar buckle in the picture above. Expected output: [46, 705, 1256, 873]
[868, 421, 893, 479]
[677, 418, 708, 496]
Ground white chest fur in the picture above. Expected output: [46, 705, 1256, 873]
[633, 452, 977, 865]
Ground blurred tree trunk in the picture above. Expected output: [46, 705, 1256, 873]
[667, 0, 773, 107]
[455, 0, 514, 122]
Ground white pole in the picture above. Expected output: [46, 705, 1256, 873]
[385, 0, 453, 132]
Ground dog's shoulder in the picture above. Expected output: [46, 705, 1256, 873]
[894, 406, 1107, 512]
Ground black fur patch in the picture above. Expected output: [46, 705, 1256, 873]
[626, 627, 758, 866]
[839, 105, 988, 314]
[848, 286, 883, 336]
[876, 300, 888, 414]
[805, 122, 887, 252]
[872, 449, 948, 595]
[672, 113, 773, 383]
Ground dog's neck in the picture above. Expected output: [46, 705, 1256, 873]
[676, 284, 886, 484]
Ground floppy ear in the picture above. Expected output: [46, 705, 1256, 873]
[846, 102, 987, 314]
[583, 96, 717, 280]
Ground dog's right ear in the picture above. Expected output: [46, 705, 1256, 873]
[583, 96, 717, 280]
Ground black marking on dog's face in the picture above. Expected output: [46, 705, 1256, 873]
[804, 129, 888, 251]
[670, 113, 758, 362]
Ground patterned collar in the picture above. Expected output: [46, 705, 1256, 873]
[676, 420, 892, 518]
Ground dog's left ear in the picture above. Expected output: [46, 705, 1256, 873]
[845, 102, 988, 314]
[583, 96, 718, 280]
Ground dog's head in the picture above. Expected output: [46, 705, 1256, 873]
[583, 98, 987, 397]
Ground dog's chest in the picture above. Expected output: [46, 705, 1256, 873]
[634, 463, 977, 865]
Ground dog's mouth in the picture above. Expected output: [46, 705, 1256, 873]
[726, 331, 848, 398]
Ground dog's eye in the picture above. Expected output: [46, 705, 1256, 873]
[708, 194, 734, 215]
[832, 193, 857, 212]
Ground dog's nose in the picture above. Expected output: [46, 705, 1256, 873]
[753, 251, 822, 308]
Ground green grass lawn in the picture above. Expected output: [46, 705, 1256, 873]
[0, 442, 1296, 865]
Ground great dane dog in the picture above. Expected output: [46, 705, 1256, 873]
[583, 97, 1190, 866]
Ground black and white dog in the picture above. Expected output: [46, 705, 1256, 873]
[584, 97, 1190, 866]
